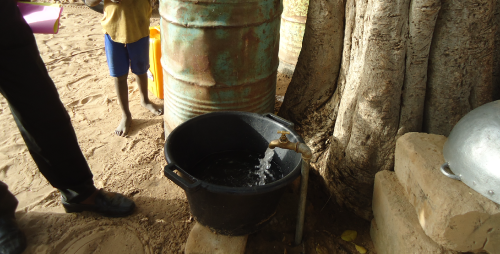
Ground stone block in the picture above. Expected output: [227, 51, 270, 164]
[371, 170, 457, 254]
[185, 222, 248, 254]
[395, 132, 500, 253]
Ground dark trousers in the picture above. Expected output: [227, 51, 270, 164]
[0, 0, 96, 217]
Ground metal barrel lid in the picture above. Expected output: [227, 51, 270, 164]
[441, 100, 500, 204]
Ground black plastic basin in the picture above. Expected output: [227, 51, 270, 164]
[164, 112, 304, 236]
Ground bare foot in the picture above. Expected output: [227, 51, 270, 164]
[115, 115, 132, 136]
[141, 102, 163, 116]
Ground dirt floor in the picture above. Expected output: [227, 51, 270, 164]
[0, 3, 375, 253]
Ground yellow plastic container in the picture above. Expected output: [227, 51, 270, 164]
[148, 26, 163, 99]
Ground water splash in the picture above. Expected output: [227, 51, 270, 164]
[190, 149, 282, 187]
[254, 148, 275, 186]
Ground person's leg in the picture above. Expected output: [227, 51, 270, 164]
[0, 39, 135, 217]
[128, 36, 162, 116]
[136, 72, 162, 115]
[114, 74, 131, 136]
[0, 35, 96, 205]
[0, 182, 17, 220]
[0, 182, 26, 254]
[0, 2, 95, 199]
[105, 34, 133, 136]
[0, 1, 135, 218]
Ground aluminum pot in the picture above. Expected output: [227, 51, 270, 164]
[82, 0, 104, 13]
[440, 100, 500, 204]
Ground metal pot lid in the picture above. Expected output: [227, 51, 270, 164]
[440, 100, 500, 204]
[84, 1, 104, 14]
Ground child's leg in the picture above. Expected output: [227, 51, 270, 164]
[114, 74, 131, 136]
[136, 72, 162, 115]
[128, 36, 162, 116]
[104, 34, 133, 136]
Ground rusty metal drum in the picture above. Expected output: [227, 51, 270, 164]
[159, 0, 282, 133]
[278, 0, 308, 76]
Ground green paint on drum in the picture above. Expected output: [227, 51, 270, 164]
[160, 0, 282, 133]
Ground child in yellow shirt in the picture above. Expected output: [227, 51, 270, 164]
[86, 0, 162, 136]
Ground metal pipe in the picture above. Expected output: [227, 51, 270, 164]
[295, 156, 310, 245]
[268, 133, 312, 245]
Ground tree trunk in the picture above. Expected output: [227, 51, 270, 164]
[495, 0, 500, 100]
[279, 0, 497, 220]
[278, 0, 346, 173]
[424, 0, 495, 135]
[397, 0, 441, 138]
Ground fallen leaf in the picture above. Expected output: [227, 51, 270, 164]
[316, 244, 327, 254]
[341, 230, 357, 242]
[355, 244, 367, 254]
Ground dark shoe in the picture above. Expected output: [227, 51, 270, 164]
[0, 216, 27, 254]
[62, 189, 135, 217]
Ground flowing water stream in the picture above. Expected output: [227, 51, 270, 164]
[254, 148, 276, 186]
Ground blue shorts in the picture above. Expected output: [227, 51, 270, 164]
[104, 34, 150, 77]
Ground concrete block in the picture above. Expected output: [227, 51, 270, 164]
[371, 170, 457, 254]
[185, 222, 248, 254]
[395, 132, 500, 253]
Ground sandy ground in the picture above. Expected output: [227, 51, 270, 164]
[1, 3, 374, 254]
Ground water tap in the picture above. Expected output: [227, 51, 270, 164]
[269, 131, 312, 160]
[278, 131, 290, 143]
